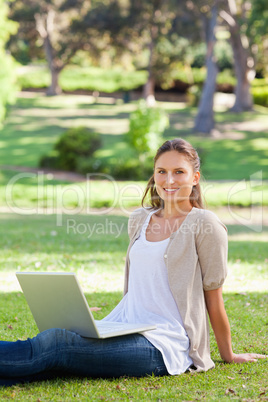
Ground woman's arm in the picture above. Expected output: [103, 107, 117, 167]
[204, 287, 266, 363]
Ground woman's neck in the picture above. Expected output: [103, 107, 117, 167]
[160, 202, 193, 219]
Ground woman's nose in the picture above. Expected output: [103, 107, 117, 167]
[166, 173, 175, 184]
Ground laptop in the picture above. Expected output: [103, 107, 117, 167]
[16, 272, 156, 339]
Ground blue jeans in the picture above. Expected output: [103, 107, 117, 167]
[0, 328, 168, 386]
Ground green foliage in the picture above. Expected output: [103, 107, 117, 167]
[17, 65, 266, 98]
[40, 127, 102, 172]
[247, 0, 268, 76]
[190, 40, 234, 71]
[0, 0, 19, 126]
[17, 65, 148, 92]
[126, 101, 169, 158]
[251, 85, 268, 107]
[187, 85, 202, 107]
[107, 158, 153, 181]
[252, 78, 268, 87]
[2, 93, 268, 181]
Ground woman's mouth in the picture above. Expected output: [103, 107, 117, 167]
[164, 188, 179, 193]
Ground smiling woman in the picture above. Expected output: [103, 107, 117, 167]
[154, 151, 200, 209]
[0, 138, 266, 387]
[142, 138, 204, 214]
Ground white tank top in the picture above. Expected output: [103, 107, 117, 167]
[103, 211, 193, 374]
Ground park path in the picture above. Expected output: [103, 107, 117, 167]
[0, 164, 86, 182]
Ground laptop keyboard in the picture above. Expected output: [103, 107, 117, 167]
[96, 321, 135, 334]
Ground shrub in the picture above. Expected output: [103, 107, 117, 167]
[39, 154, 59, 169]
[76, 157, 108, 175]
[126, 101, 169, 159]
[77, 155, 153, 181]
[252, 78, 268, 88]
[39, 127, 102, 172]
[187, 85, 202, 106]
[252, 86, 268, 107]
[54, 127, 102, 171]
[108, 158, 153, 181]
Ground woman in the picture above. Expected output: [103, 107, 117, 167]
[0, 138, 265, 386]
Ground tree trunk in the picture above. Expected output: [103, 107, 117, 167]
[43, 35, 62, 96]
[142, 76, 155, 106]
[194, 5, 218, 135]
[219, 2, 254, 112]
[35, 10, 63, 96]
[229, 26, 253, 112]
[194, 58, 218, 134]
[142, 31, 156, 106]
[46, 65, 62, 96]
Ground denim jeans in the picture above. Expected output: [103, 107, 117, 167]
[0, 328, 169, 386]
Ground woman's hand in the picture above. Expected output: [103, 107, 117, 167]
[231, 353, 267, 364]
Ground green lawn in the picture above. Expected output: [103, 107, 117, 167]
[0, 83, 267, 399]
[0, 92, 267, 214]
[17, 65, 148, 93]
[1, 93, 267, 181]
[1, 169, 267, 213]
[0, 212, 267, 400]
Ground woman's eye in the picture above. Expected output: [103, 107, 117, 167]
[176, 170, 183, 174]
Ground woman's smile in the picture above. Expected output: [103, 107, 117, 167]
[163, 187, 179, 193]
[154, 150, 200, 212]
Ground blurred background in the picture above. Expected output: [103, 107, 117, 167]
[0, 0, 267, 210]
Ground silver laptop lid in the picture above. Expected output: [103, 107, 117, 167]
[16, 272, 100, 338]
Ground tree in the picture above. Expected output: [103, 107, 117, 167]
[246, 0, 268, 77]
[8, 0, 92, 95]
[0, 0, 18, 126]
[124, 0, 199, 104]
[194, 2, 219, 134]
[79, 0, 194, 104]
[219, 0, 254, 111]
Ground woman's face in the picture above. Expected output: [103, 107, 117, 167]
[154, 150, 200, 208]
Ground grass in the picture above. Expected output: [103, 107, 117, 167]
[17, 65, 148, 93]
[0, 212, 267, 400]
[1, 169, 267, 214]
[0, 79, 267, 399]
[16, 64, 268, 93]
[0, 93, 267, 214]
[0, 96, 267, 215]
[1, 93, 268, 181]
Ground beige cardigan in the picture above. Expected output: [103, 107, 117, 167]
[124, 207, 228, 372]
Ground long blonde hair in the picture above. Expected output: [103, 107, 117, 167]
[142, 138, 205, 209]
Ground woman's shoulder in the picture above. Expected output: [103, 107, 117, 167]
[189, 208, 227, 233]
[192, 207, 225, 222]
[128, 207, 154, 237]
[129, 207, 154, 221]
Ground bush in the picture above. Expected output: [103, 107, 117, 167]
[55, 126, 102, 171]
[252, 78, 268, 87]
[77, 154, 153, 181]
[252, 86, 268, 107]
[39, 127, 102, 172]
[0, 0, 19, 127]
[39, 154, 59, 169]
[187, 85, 202, 106]
[190, 40, 233, 71]
[76, 157, 108, 175]
[126, 101, 169, 158]
[108, 158, 153, 180]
